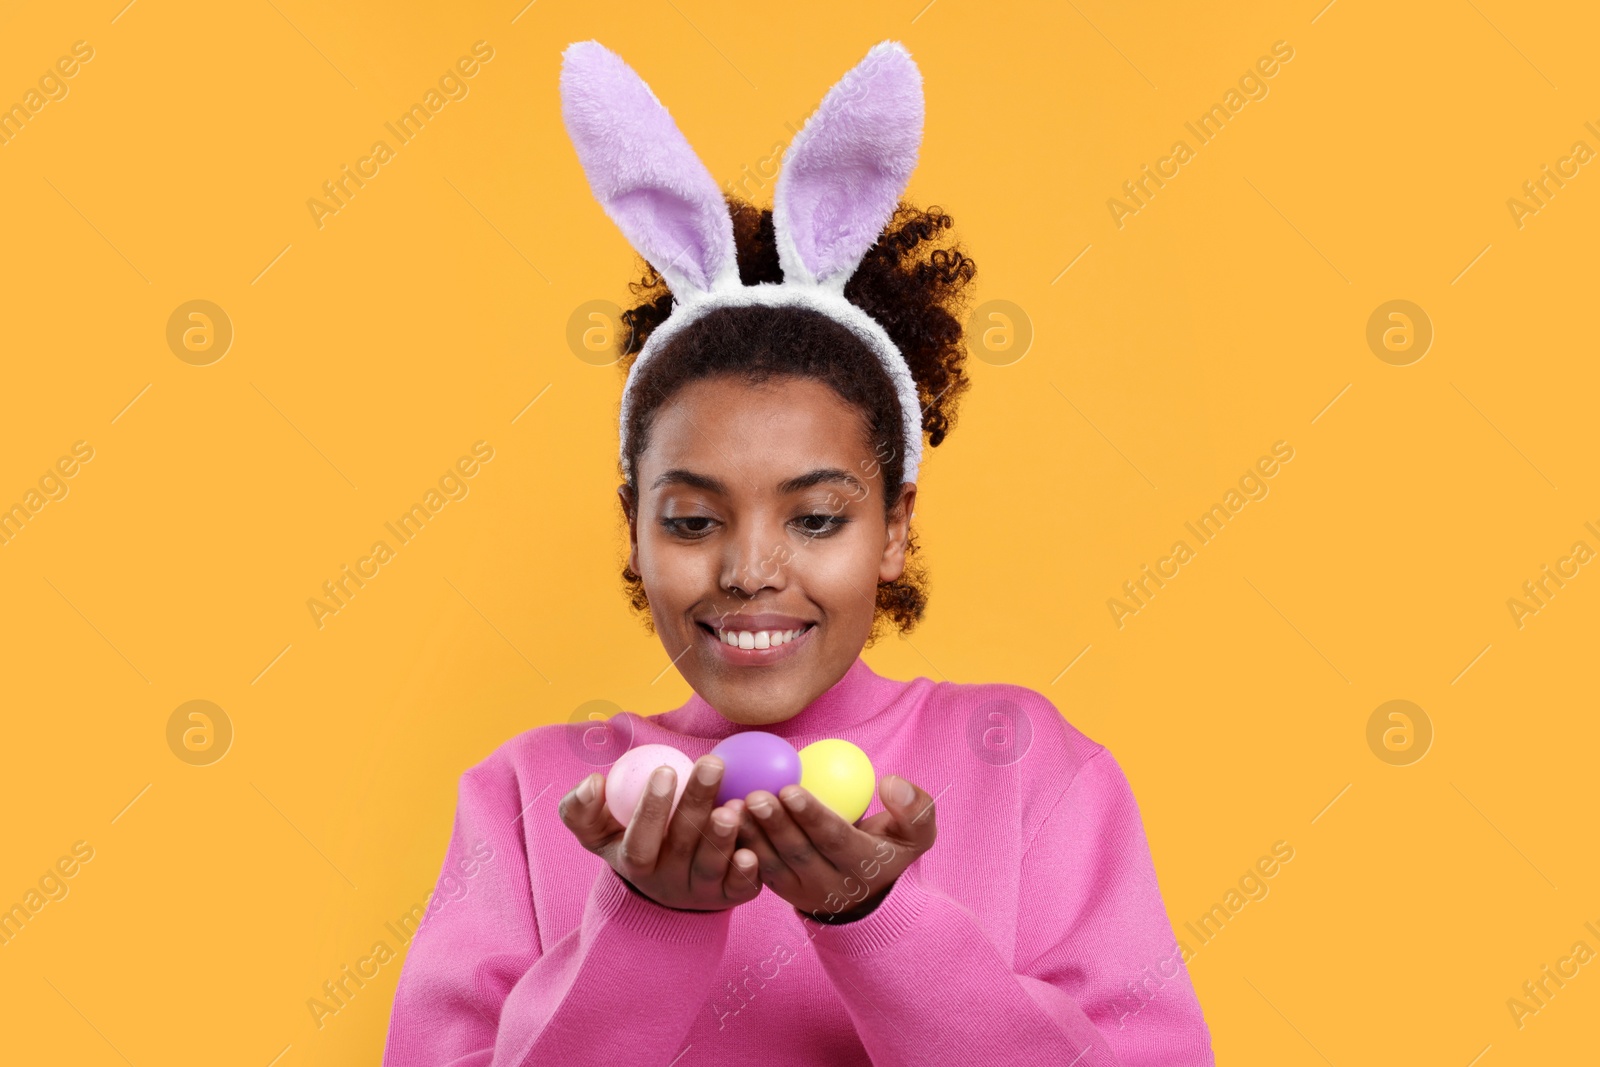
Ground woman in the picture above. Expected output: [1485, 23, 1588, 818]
[382, 39, 1214, 1065]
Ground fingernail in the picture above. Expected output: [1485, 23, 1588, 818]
[650, 766, 674, 795]
[781, 789, 806, 812]
[748, 796, 773, 818]
[885, 776, 913, 806]
[576, 775, 596, 803]
[696, 757, 722, 786]
[712, 810, 736, 831]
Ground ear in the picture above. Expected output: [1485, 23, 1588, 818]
[560, 40, 738, 298]
[878, 481, 917, 583]
[617, 483, 640, 574]
[774, 41, 924, 290]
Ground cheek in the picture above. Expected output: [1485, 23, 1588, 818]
[637, 531, 708, 604]
[804, 527, 885, 611]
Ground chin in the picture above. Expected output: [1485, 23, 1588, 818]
[666, 617, 864, 724]
[696, 671, 808, 726]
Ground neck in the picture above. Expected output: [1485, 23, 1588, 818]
[664, 657, 903, 741]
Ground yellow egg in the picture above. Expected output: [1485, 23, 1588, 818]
[798, 739, 875, 824]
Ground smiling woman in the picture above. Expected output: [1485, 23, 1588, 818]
[383, 38, 1216, 1067]
[608, 195, 975, 727]
[616, 197, 974, 653]
[625, 372, 917, 726]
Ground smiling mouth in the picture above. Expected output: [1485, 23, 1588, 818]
[696, 621, 816, 650]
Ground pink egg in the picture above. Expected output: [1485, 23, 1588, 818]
[605, 744, 696, 827]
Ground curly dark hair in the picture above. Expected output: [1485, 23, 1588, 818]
[614, 197, 976, 644]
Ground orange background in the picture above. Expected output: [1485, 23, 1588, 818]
[1, 1, 1596, 1064]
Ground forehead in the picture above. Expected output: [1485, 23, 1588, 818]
[639, 375, 876, 490]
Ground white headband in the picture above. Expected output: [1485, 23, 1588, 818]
[559, 39, 927, 485]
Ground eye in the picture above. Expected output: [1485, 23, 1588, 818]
[792, 513, 849, 537]
[660, 516, 717, 539]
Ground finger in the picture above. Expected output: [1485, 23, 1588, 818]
[866, 775, 938, 851]
[691, 803, 753, 900]
[724, 846, 761, 902]
[717, 800, 762, 900]
[735, 800, 798, 893]
[774, 784, 858, 865]
[558, 773, 621, 851]
[664, 756, 724, 866]
[688, 805, 734, 883]
[746, 789, 828, 886]
[618, 764, 676, 878]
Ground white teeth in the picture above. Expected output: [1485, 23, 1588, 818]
[716, 626, 807, 649]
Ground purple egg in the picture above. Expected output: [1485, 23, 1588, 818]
[711, 731, 802, 805]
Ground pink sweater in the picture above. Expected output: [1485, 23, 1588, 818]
[382, 657, 1215, 1065]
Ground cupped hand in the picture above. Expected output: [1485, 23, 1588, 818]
[559, 755, 763, 912]
[737, 774, 938, 923]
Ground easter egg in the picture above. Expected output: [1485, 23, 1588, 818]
[605, 744, 696, 827]
[711, 731, 801, 806]
[798, 739, 875, 823]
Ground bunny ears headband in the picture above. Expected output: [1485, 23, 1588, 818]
[559, 39, 928, 485]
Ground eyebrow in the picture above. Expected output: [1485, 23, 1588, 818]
[650, 466, 867, 496]
[778, 467, 868, 496]
[650, 468, 727, 493]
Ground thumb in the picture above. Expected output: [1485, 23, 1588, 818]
[863, 775, 937, 849]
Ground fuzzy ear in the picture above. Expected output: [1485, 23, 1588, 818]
[773, 41, 924, 289]
[560, 40, 737, 297]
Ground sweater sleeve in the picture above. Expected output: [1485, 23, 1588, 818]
[381, 755, 734, 1066]
[795, 748, 1214, 1066]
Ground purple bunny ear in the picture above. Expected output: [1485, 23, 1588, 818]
[774, 41, 924, 289]
[560, 41, 737, 297]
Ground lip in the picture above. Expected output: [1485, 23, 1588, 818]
[695, 612, 813, 631]
[694, 614, 817, 666]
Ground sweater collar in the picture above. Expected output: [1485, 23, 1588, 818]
[655, 656, 907, 742]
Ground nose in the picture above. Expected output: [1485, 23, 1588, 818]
[719, 522, 792, 599]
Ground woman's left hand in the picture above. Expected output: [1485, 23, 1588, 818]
[736, 774, 938, 923]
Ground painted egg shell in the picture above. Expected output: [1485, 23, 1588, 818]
[606, 743, 696, 826]
[711, 731, 801, 806]
[798, 739, 875, 824]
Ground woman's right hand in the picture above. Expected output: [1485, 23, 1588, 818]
[559, 755, 763, 912]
